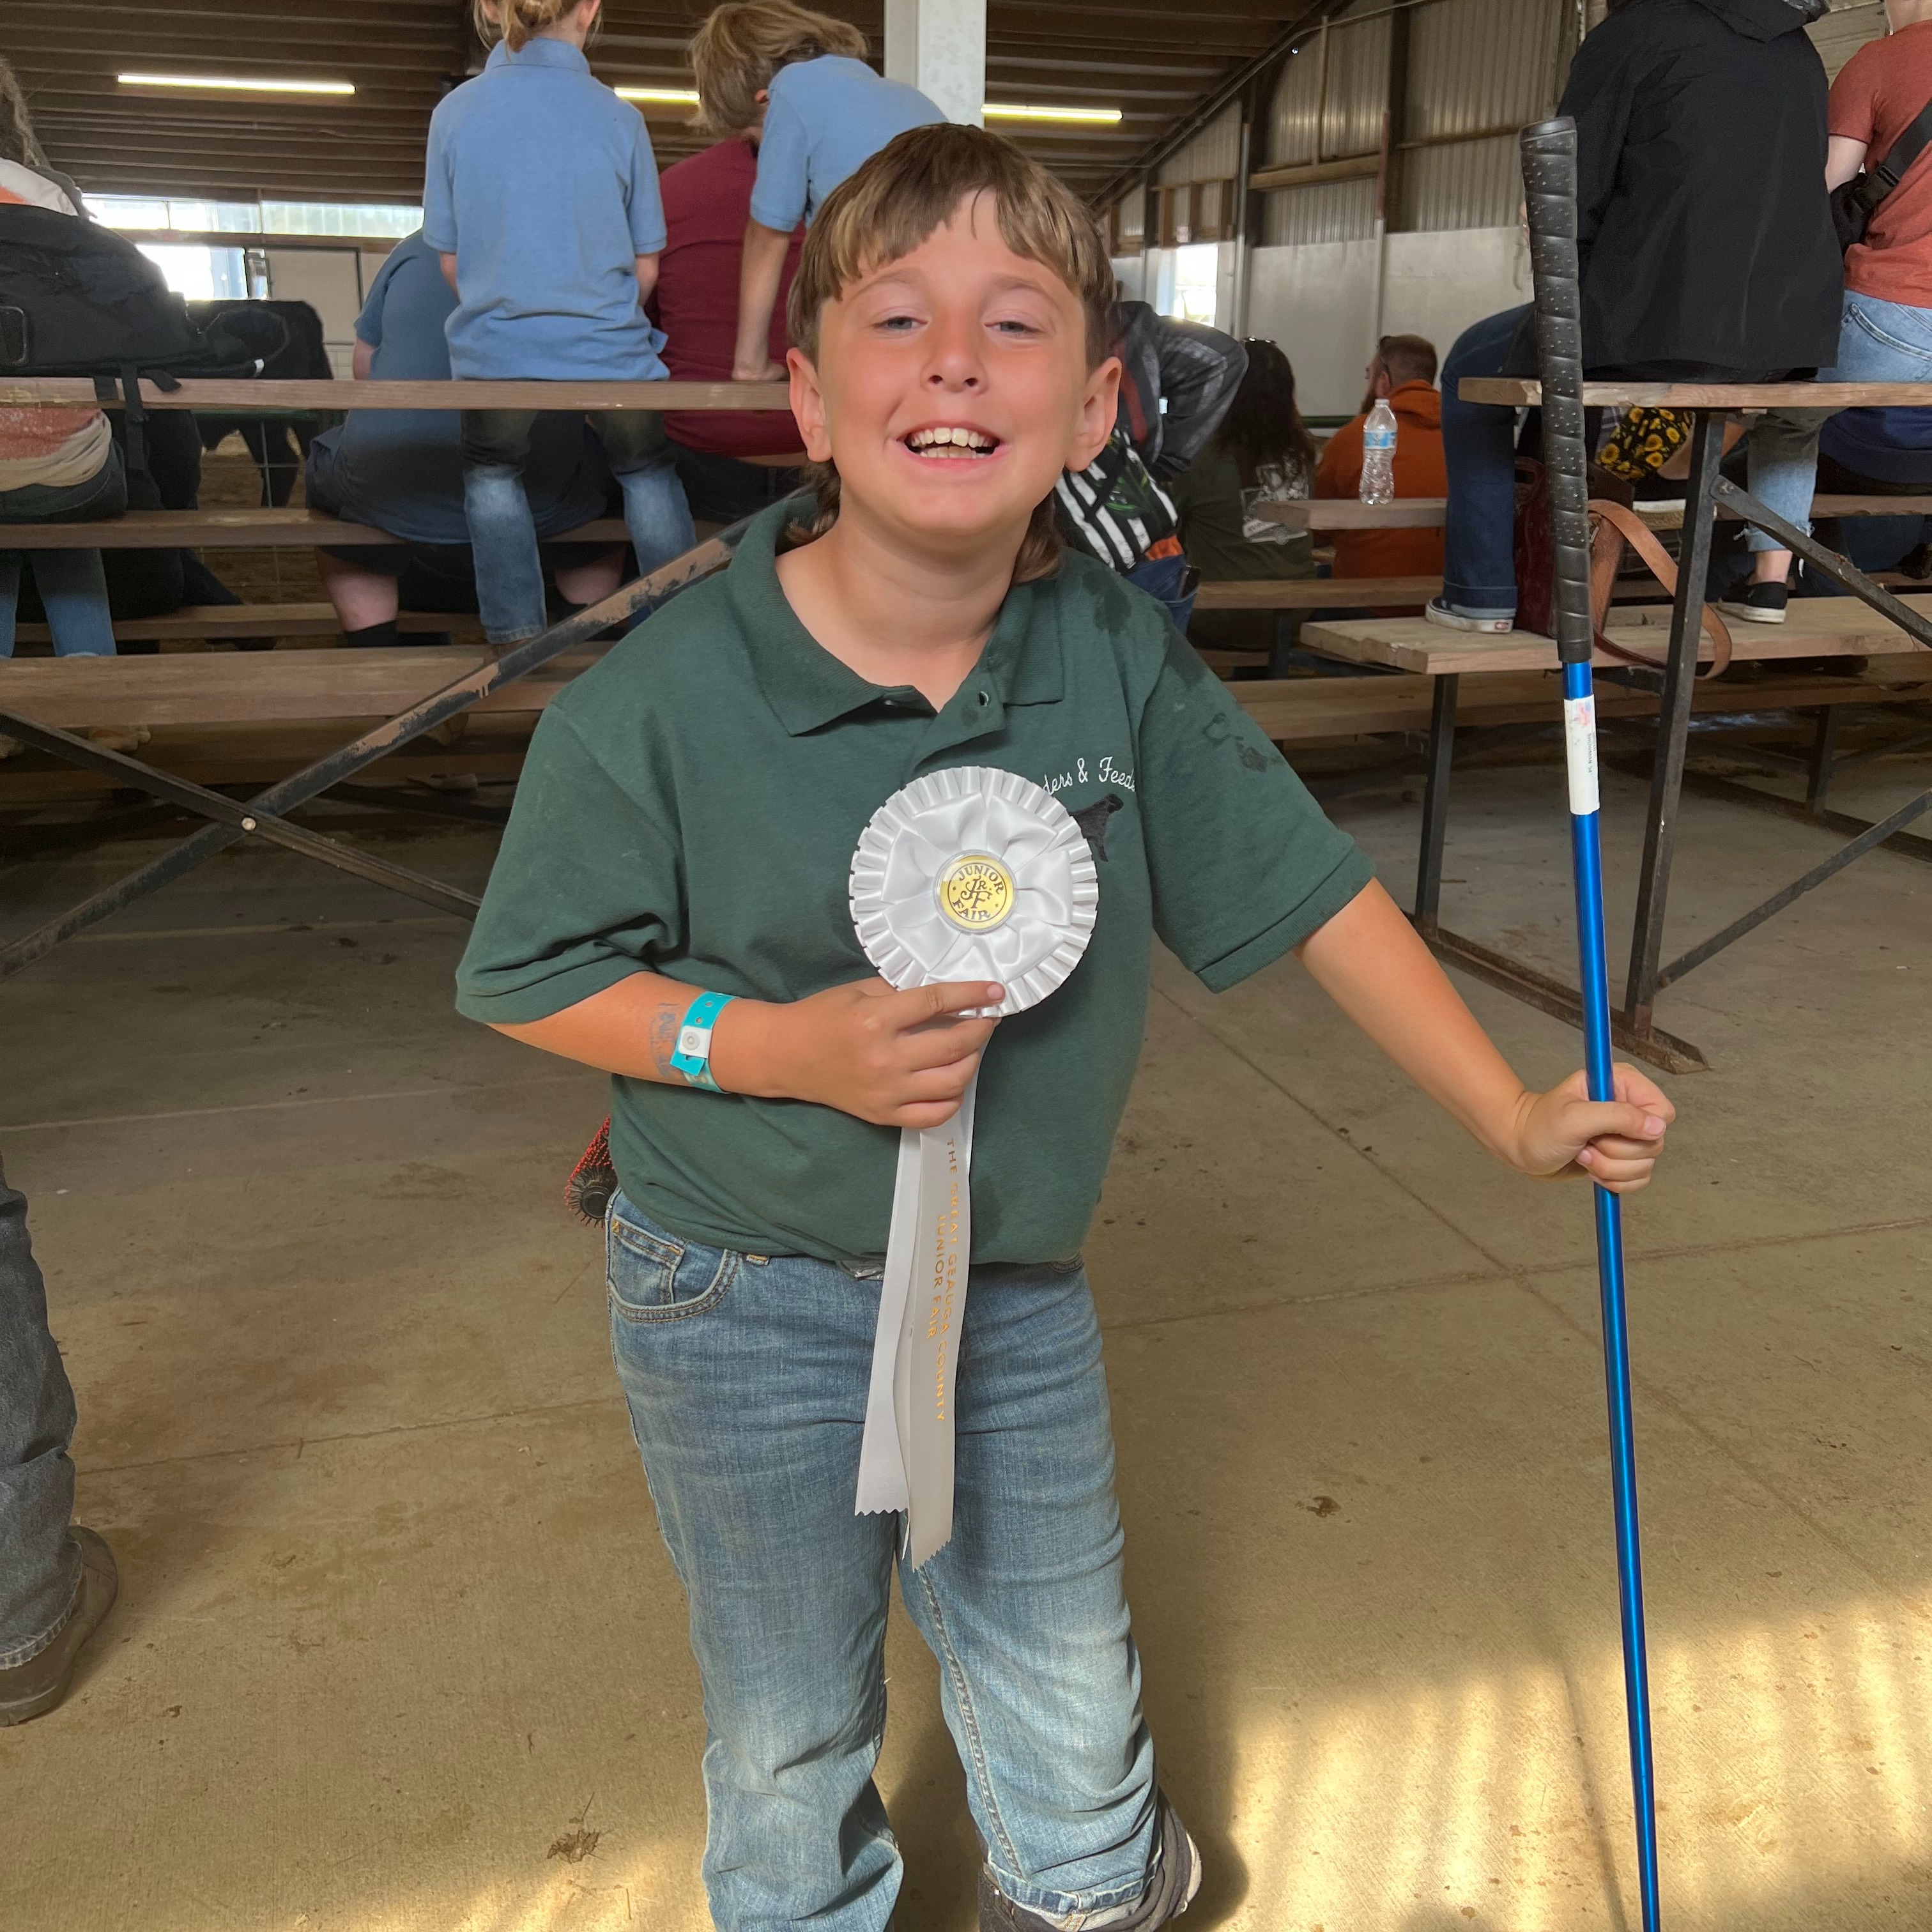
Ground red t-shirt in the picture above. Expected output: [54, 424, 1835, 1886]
[1830, 23, 1932, 309]
[652, 139, 807, 459]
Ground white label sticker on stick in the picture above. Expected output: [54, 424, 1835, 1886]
[1563, 694, 1600, 816]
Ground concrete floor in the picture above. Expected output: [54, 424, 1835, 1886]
[1, 745, 1929, 1932]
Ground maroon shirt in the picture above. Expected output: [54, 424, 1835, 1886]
[653, 139, 806, 459]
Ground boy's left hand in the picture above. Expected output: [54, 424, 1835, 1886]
[1508, 1064, 1675, 1193]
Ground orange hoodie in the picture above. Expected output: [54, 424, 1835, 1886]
[1313, 380, 1446, 581]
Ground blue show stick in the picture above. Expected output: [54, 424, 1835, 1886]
[1519, 116, 1663, 1932]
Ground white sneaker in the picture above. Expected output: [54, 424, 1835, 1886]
[1424, 597, 1515, 635]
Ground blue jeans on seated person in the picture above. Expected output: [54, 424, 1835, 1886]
[1441, 306, 1530, 620]
[461, 408, 694, 643]
[604, 1193, 1161, 1932]
[1125, 551, 1196, 633]
[0, 447, 126, 658]
[0, 1161, 81, 1670]
[1742, 290, 1932, 556]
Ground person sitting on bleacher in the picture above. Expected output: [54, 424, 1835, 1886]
[1169, 338, 1317, 654]
[303, 231, 627, 647]
[1054, 300, 1246, 631]
[1808, 404, 1932, 577]
[1314, 334, 1446, 592]
[650, 134, 807, 526]
[0, 60, 118, 661]
[1434, 0, 1843, 635]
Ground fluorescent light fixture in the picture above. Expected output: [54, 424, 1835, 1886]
[118, 73, 356, 96]
[615, 86, 701, 105]
[983, 103, 1122, 125]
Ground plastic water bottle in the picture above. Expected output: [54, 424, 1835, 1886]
[1361, 397, 1398, 505]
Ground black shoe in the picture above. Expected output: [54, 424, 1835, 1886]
[0, 1528, 118, 1725]
[1716, 580, 1789, 624]
[977, 1792, 1200, 1931]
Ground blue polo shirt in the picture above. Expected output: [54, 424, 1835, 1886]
[423, 38, 670, 381]
[748, 56, 946, 231]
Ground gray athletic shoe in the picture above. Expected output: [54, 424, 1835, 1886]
[0, 1528, 118, 1726]
[1423, 597, 1515, 635]
[977, 1792, 1201, 1931]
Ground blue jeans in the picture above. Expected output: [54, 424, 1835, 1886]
[606, 1194, 1159, 1932]
[1124, 552, 1196, 633]
[0, 1161, 81, 1669]
[461, 408, 694, 643]
[0, 447, 126, 658]
[1743, 290, 1932, 555]
[1440, 305, 1529, 616]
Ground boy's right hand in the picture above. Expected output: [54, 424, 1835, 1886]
[721, 979, 1003, 1129]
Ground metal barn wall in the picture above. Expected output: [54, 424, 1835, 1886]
[1157, 105, 1241, 190]
[1248, 0, 1572, 414]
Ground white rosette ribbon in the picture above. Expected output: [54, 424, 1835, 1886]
[848, 766, 1098, 1566]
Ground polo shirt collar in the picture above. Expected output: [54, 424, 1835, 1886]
[725, 502, 1065, 738]
[486, 37, 590, 72]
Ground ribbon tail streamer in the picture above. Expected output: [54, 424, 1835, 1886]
[853, 1075, 977, 1568]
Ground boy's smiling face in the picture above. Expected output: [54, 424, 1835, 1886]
[787, 192, 1121, 562]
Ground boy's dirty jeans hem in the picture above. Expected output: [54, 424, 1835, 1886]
[603, 1192, 1162, 1932]
[0, 1161, 82, 1669]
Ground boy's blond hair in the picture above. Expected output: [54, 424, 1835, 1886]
[471, 0, 603, 56]
[786, 123, 1117, 583]
[688, 1, 869, 137]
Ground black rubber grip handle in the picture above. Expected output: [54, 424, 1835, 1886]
[1520, 116, 1595, 666]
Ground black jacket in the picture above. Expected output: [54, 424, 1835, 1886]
[1560, 0, 1842, 373]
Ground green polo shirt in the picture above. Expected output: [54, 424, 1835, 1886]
[456, 500, 1371, 1268]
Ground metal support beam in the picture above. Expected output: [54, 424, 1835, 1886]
[1623, 407, 1724, 1036]
[1657, 787, 1932, 990]
[0, 712, 481, 919]
[1413, 672, 1458, 931]
[0, 523, 749, 983]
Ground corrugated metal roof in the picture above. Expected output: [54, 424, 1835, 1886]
[4, 0, 1291, 202]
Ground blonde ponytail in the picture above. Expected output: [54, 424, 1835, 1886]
[471, 0, 599, 55]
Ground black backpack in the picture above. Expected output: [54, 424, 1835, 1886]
[1831, 100, 1932, 255]
[0, 202, 269, 471]
[0, 203, 264, 376]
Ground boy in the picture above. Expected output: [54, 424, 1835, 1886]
[457, 125, 1673, 1932]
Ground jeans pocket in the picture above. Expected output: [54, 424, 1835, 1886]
[606, 1195, 738, 1322]
[1844, 299, 1932, 375]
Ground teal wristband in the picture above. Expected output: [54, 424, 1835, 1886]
[670, 990, 734, 1091]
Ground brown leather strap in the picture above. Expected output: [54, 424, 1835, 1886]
[1589, 498, 1733, 677]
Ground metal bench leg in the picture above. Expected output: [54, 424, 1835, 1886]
[1413, 673, 1459, 935]
[1805, 705, 1839, 816]
[1623, 407, 1723, 1041]
[0, 521, 750, 982]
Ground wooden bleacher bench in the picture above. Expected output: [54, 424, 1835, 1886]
[13, 606, 483, 647]
[1301, 592, 1932, 674]
[0, 509, 635, 551]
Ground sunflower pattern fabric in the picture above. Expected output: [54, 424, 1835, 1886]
[1597, 406, 1692, 482]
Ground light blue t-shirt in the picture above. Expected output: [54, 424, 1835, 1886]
[307, 232, 610, 545]
[422, 38, 669, 381]
[748, 56, 946, 231]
